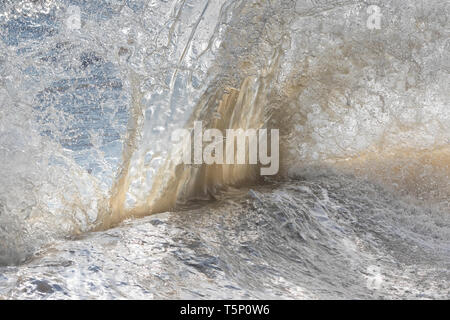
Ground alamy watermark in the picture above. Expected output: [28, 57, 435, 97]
[366, 265, 383, 290]
[171, 121, 279, 176]
[366, 5, 382, 30]
[66, 5, 81, 30]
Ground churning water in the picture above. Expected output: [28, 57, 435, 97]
[0, 0, 449, 299]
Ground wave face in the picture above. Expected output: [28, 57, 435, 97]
[0, 0, 449, 297]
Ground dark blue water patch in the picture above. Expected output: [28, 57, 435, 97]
[64, 0, 120, 21]
[125, 0, 147, 13]
[34, 58, 129, 151]
[80, 51, 103, 70]
[35, 42, 80, 72]
[31, 279, 55, 294]
[0, 7, 60, 46]
[0, 1, 124, 47]
[88, 265, 101, 273]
